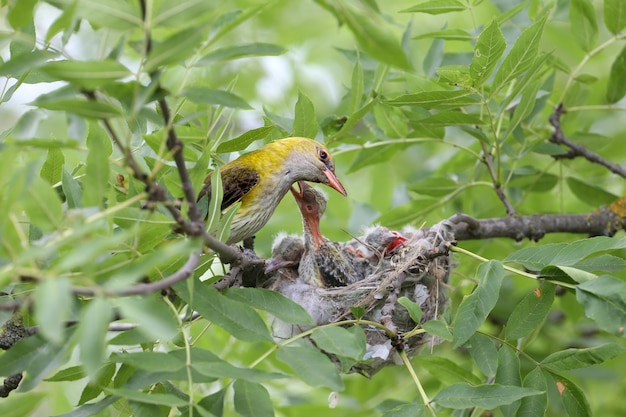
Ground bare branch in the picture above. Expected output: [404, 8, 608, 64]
[449, 196, 626, 241]
[479, 142, 516, 216]
[549, 104, 626, 178]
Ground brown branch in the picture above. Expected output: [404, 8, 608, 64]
[72, 251, 201, 297]
[479, 142, 516, 216]
[549, 103, 626, 178]
[449, 197, 626, 241]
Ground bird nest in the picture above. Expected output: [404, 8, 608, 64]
[265, 220, 454, 376]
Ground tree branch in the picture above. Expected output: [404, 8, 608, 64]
[549, 103, 626, 178]
[449, 196, 626, 241]
[479, 142, 516, 216]
[72, 251, 201, 297]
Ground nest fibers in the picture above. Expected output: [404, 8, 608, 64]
[266, 220, 453, 376]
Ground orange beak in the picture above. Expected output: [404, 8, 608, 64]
[290, 182, 326, 247]
[323, 168, 347, 196]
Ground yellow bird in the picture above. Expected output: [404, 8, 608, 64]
[198, 137, 347, 244]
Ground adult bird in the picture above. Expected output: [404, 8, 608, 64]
[197, 137, 347, 245]
[290, 181, 358, 287]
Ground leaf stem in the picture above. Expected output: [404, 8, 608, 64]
[398, 349, 436, 417]
[450, 245, 577, 289]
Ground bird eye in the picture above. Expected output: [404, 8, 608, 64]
[318, 149, 328, 161]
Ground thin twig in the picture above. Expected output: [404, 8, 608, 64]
[72, 251, 201, 297]
[479, 142, 517, 216]
[549, 103, 626, 178]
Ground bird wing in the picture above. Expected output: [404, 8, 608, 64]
[198, 167, 260, 211]
[316, 242, 360, 287]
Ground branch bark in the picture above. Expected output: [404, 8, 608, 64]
[449, 196, 626, 241]
[549, 103, 626, 178]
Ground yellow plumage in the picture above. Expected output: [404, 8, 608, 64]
[198, 137, 346, 244]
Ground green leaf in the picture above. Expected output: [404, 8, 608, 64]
[433, 383, 543, 409]
[505, 79, 543, 139]
[492, 13, 547, 94]
[223, 288, 315, 325]
[185, 348, 284, 383]
[604, 0, 626, 35]
[453, 260, 504, 348]
[576, 275, 626, 335]
[567, 177, 618, 206]
[22, 177, 64, 231]
[311, 326, 366, 360]
[398, 296, 423, 324]
[418, 112, 485, 126]
[113, 351, 185, 372]
[48, 0, 142, 30]
[420, 356, 481, 385]
[422, 319, 453, 341]
[152, 0, 215, 27]
[197, 43, 286, 65]
[217, 201, 240, 243]
[292, 91, 318, 139]
[570, 0, 598, 52]
[34, 98, 124, 119]
[83, 123, 112, 208]
[216, 126, 274, 153]
[45, 365, 86, 382]
[470, 19, 506, 85]
[276, 345, 344, 391]
[408, 177, 458, 197]
[495, 345, 521, 417]
[181, 87, 252, 109]
[466, 333, 498, 378]
[385, 90, 478, 109]
[7, 0, 36, 29]
[347, 141, 404, 173]
[436, 65, 473, 87]
[413, 29, 473, 41]
[106, 388, 189, 407]
[34, 277, 73, 346]
[516, 368, 547, 417]
[39, 60, 130, 90]
[174, 278, 273, 343]
[78, 362, 116, 405]
[504, 236, 626, 270]
[401, 0, 466, 14]
[206, 169, 223, 235]
[505, 283, 555, 340]
[606, 45, 626, 104]
[337, 2, 411, 69]
[0, 334, 47, 376]
[45, 0, 78, 43]
[373, 103, 408, 138]
[79, 297, 114, 378]
[381, 403, 427, 417]
[233, 380, 275, 417]
[0, 392, 45, 417]
[116, 296, 180, 341]
[349, 56, 364, 113]
[0, 49, 55, 78]
[40, 147, 64, 186]
[552, 374, 592, 417]
[144, 26, 207, 72]
[542, 344, 626, 372]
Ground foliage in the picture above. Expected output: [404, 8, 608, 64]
[0, 0, 626, 416]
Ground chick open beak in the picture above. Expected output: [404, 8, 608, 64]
[323, 168, 347, 196]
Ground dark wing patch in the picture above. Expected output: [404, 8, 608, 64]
[198, 167, 260, 212]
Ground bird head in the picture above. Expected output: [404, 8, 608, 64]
[290, 181, 327, 247]
[265, 233, 305, 273]
[279, 137, 347, 197]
